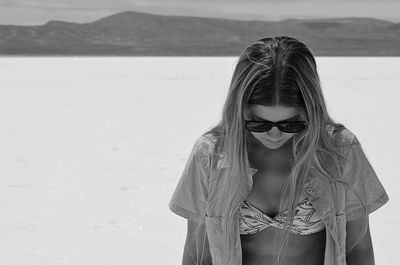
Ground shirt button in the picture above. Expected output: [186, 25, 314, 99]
[304, 185, 322, 198]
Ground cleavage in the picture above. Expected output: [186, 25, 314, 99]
[245, 170, 290, 219]
[246, 140, 295, 219]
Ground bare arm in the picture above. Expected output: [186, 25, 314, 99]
[182, 220, 213, 265]
[346, 216, 375, 265]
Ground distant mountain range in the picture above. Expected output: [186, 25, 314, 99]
[0, 11, 399, 56]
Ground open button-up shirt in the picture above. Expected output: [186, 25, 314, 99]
[169, 125, 389, 265]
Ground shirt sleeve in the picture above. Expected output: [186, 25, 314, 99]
[340, 135, 389, 222]
[168, 135, 211, 224]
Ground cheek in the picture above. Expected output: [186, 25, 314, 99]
[250, 133, 266, 143]
[251, 132, 263, 140]
[250, 132, 261, 139]
[285, 133, 296, 138]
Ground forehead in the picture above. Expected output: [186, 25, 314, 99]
[245, 104, 299, 122]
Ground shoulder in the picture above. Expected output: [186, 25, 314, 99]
[193, 133, 218, 157]
[191, 133, 218, 168]
[326, 124, 359, 147]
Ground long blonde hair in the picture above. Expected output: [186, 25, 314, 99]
[187, 36, 367, 265]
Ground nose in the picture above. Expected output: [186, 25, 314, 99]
[267, 126, 282, 138]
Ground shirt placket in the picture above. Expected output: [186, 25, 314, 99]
[304, 176, 342, 265]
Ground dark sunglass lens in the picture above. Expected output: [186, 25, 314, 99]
[245, 121, 272, 132]
[279, 122, 307, 133]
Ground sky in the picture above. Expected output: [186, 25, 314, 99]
[0, 0, 399, 25]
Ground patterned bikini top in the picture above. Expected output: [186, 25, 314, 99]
[239, 197, 325, 236]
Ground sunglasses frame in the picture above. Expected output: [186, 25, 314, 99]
[244, 120, 308, 133]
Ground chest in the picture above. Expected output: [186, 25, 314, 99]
[239, 146, 329, 264]
[245, 144, 296, 218]
[206, 145, 347, 265]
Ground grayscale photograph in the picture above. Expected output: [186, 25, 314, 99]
[0, 1, 398, 265]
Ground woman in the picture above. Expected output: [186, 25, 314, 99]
[168, 36, 389, 265]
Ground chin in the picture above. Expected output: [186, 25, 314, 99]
[260, 137, 293, 149]
[263, 142, 286, 149]
[249, 133, 294, 149]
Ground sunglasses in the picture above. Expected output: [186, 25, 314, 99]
[244, 120, 308, 133]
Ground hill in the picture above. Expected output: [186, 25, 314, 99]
[0, 11, 399, 56]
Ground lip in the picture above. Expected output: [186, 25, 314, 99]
[265, 139, 282, 144]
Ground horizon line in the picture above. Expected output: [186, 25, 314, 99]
[0, 9, 399, 27]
